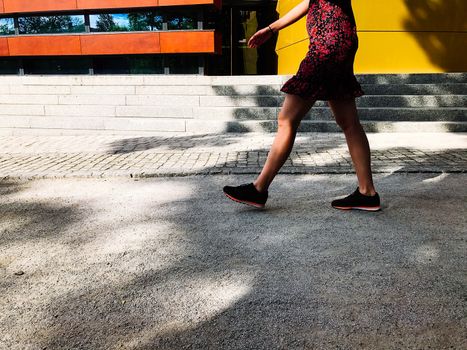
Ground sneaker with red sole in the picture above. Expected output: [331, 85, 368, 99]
[223, 183, 268, 209]
[331, 187, 381, 211]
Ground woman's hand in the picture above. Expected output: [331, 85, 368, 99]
[248, 27, 274, 49]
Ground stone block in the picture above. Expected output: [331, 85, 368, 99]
[45, 105, 115, 117]
[116, 106, 192, 118]
[104, 117, 185, 132]
[58, 95, 126, 105]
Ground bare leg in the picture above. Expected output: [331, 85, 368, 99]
[328, 98, 376, 196]
[253, 93, 316, 193]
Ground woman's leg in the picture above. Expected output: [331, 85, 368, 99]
[253, 93, 316, 193]
[328, 98, 376, 196]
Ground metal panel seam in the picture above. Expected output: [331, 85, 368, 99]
[154, 31, 160, 53]
[78, 34, 83, 55]
[5, 36, 11, 56]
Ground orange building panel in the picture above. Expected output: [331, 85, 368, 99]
[76, 0, 157, 10]
[8, 36, 82, 56]
[0, 31, 218, 56]
[81, 33, 160, 55]
[1, 0, 219, 14]
[3, 0, 77, 13]
[0, 38, 9, 56]
[159, 0, 218, 7]
[160, 31, 216, 53]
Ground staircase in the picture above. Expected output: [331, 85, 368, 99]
[194, 73, 467, 133]
[0, 73, 465, 134]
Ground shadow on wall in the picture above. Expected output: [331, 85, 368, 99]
[403, 0, 467, 72]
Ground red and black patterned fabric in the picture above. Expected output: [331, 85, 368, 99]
[280, 0, 364, 101]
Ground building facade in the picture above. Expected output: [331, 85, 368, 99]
[0, 0, 279, 75]
[0, 0, 465, 75]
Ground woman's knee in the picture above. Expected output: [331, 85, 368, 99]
[278, 113, 300, 130]
[328, 99, 361, 132]
[335, 116, 361, 132]
[278, 94, 315, 130]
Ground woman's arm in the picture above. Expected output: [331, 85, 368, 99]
[269, 0, 310, 33]
[248, 0, 310, 48]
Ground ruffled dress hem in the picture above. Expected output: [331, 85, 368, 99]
[280, 75, 365, 101]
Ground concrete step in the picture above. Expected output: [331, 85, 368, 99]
[2, 117, 464, 134]
[206, 84, 467, 97]
[1, 94, 465, 108]
[186, 120, 467, 133]
[207, 73, 467, 86]
[13, 116, 465, 134]
[209, 84, 467, 96]
[1, 73, 465, 87]
[308, 107, 467, 122]
[196, 95, 467, 108]
[192, 107, 467, 122]
[357, 73, 467, 85]
[1, 73, 466, 134]
[7, 83, 462, 96]
[360, 84, 467, 96]
[2, 105, 465, 122]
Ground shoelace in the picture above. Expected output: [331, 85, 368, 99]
[342, 189, 361, 201]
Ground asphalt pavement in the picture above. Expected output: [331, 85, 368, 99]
[1, 173, 466, 349]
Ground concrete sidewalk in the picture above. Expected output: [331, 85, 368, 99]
[0, 132, 466, 179]
[1, 174, 466, 349]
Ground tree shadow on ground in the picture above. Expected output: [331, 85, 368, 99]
[0, 181, 92, 247]
[1, 148, 465, 349]
[0, 179, 93, 314]
[105, 70, 466, 155]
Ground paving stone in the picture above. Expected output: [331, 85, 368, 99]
[0, 133, 465, 179]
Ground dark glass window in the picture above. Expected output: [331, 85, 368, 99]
[128, 13, 163, 31]
[23, 57, 90, 74]
[0, 58, 18, 74]
[90, 13, 164, 32]
[0, 18, 15, 35]
[204, 8, 219, 30]
[166, 11, 196, 30]
[167, 55, 199, 74]
[18, 15, 85, 34]
[93, 55, 164, 74]
[90, 14, 130, 32]
[130, 56, 164, 74]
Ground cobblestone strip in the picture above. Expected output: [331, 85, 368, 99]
[0, 148, 466, 179]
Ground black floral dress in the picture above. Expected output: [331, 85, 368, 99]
[280, 0, 364, 101]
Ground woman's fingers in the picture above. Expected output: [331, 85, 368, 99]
[248, 29, 271, 48]
[248, 36, 256, 47]
[247, 34, 257, 48]
[249, 32, 261, 47]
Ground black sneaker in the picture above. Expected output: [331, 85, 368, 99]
[223, 183, 268, 209]
[331, 187, 381, 211]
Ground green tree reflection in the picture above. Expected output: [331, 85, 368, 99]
[19, 16, 84, 34]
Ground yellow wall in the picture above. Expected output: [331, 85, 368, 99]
[276, 0, 467, 74]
